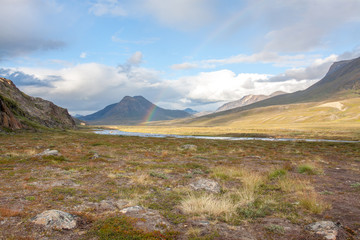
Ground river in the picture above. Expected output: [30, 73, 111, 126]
[94, 129, 359, 143]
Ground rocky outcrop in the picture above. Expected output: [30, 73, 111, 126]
[190, 178, 221, 193]
[120, 206, 171, 233]
[0, 78, 75, 130]
[306, 221, 339, 240]
[36, 149, 60, 156]
[31, 210, 77, 230]
[0, 97, 22, 129]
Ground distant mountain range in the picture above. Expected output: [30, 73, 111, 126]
[183, 108, 198, 115]
[0, 78, 75, 130]
[216, 91, 286, 112]
[190, 56, 360, 123]
[79, 96, 191, 125]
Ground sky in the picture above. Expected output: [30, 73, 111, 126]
[1, 0, 360, 115]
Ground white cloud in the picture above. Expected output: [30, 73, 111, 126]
[165, 70, 270, 103]
[80, 52, 87, 58]
[268, 55, 339, 82]
[173, 52, 319, 70]
[15, 62, 160, 113]
[171, 62, 199, 70]
[5, 50, 359, 113]
[89, 0, 127, 17]
[127, 51, 143, 65]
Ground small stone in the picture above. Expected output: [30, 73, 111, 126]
[98, 200, 117, 211]
[114, 200, 129, 209]
[190, 178, 221, 193]
[91, 153, 99, 159]
[120, 206, 144, 214]
[306, 221, 338, 240]
[120, 206, 170, 233]
[31, 210, 77, 230]
[37, 149, 60, 156]
[180, 144, 197, 151]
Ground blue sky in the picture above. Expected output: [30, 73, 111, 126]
[1, 0, 360, 115]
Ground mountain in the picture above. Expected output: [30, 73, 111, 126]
[216, 91, 286, 112]
[79, 96, 191, 125]
[191, 56, 360, 122]
[184, 108, 198, 115]
[0, 78, 76, 130]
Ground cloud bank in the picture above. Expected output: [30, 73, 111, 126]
[0, 0, 65, 60]
[1, 52, 341, 114]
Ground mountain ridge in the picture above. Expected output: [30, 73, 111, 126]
[79, 95, 190, 125]
[0, 78, 76, 130]
[216, 91, 286, 112]
[190, 56, 360, 122]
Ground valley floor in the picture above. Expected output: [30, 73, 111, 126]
[0, 129, 359, 239]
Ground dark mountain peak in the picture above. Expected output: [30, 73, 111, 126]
[79, 95, 190, 125]
[326, 59, 352, 76]
[184, 108, 198, 115]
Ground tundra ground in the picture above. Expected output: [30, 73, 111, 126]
[0, 129, 359, 239]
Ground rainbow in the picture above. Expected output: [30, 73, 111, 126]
[142, 12, 246, 123]
[142, 103, 158, 123]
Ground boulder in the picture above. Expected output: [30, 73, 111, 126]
[31, 210, 77, 230]
[306, 221, 339, 240]
[120, 206, 170, 233]
[37, 149, 60, 156]
[180, 144, 197, 151]
[190, 178, 221, 193]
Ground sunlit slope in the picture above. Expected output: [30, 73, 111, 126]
[191, 57, 360, 123]
[188, 98, 360, 127]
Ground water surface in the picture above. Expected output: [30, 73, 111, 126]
[94, 130, 359, 143]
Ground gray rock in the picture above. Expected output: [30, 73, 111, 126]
[114, 200, 129, 209]
[306, 221, 338, 240]
[120, 205, 144, 214]
[98, 200, 118, 211]
[31, 210, 77, 230]
[190, 178, 221, 193]
[37, 149, 60, 156]
[180, 144, 197, 151]
[120, 206, 170, 233]
[91, 153, 99, 159]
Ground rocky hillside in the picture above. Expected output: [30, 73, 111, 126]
[216, 91, 286, 112]
[79, 96, 190, 125]
[193, 56, 360, 121]
[0, 78, 75, 130]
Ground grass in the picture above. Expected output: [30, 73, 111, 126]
[180, 193, 236, 220]
[0, 207, 22, 217]
[90, 215, 177, 240]
[104, 97, 360, 141]
[297, 164, 320, 175]
[265, 224, 285, 234]
[298, 192, 330, 214]
[0, 129, 358, 239]
[211, 166, 243, 181]
[268, 168, 287, 180]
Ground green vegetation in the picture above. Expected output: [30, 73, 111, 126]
[0, 129, 359, 239]
[297, 164, 319, 175]
[90, 215, 177, 240]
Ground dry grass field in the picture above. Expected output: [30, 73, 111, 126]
[0, 129, 359, 239]
[105, 98, 360, 141]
